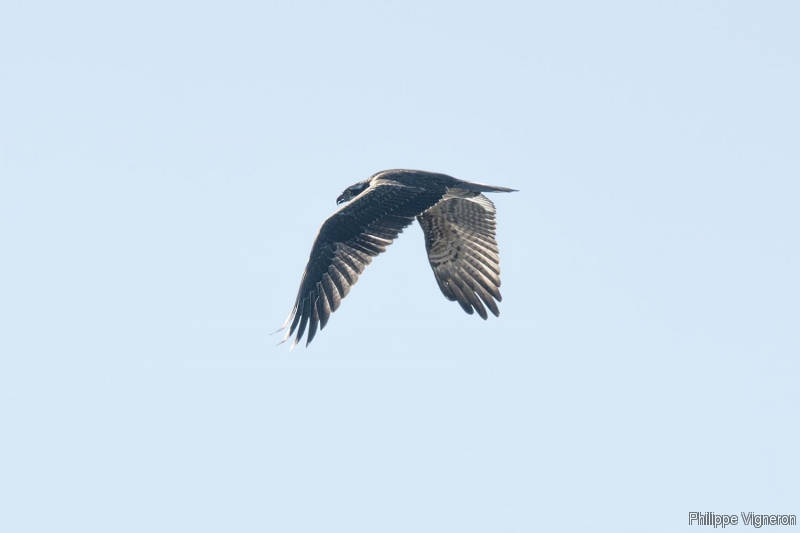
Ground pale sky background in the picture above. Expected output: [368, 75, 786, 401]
[1, 1, 798, 531]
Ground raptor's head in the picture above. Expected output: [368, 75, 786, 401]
[336, 180, 370, 205]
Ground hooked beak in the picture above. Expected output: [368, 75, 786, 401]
[336, 193, 348, 205]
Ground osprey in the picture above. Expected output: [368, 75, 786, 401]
[278, 169, 517, 348]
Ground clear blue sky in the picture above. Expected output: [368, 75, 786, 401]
[1, 1, 798, 531]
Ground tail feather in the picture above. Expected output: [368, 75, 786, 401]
[465, 182, 518, 193]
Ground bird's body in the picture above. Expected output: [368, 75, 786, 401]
[278, 169, 517, 348]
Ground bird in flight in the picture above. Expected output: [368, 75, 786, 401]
[277, 169, 517, 348]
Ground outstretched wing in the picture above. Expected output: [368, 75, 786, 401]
[417, 189, 503, 320]
[278, 181, 445, 348]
